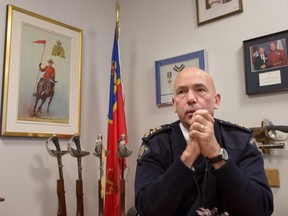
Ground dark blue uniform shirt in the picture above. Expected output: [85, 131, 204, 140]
[135, 119, 273, 216]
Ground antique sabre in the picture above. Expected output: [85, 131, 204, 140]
[251, 118, 287, 154]
[67, 134, 90, 216]
[46, 134, 68, 216]
[117, 134, 132, 216]
[93, 133, 109, 216]
[263, 118, 288, 141]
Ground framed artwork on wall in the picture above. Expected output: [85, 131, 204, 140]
[243, 30, 288, 95]
[155, 50, 206, 106]
[1, 5, 83, 137]
[196, 0, 243, 26]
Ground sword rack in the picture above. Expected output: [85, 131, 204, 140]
[250, 119, 286, 155]
[46, 133, 133, 216]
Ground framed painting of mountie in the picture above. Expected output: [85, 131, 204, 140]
[155, 50, 206, 106]
[196, 0, 243, 26]
[243, 30, 288, 95]
[1, 4, 82, 137]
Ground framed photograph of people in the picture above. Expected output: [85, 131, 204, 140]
[196, 0, 243, 26]
[1, 5, 82, 137]
[243, 30, 288, 95]
[155, 50, 206, 106]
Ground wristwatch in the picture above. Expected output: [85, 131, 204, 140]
[207, 148, 229, 164]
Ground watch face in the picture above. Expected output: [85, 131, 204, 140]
[220, 148, 229, 160]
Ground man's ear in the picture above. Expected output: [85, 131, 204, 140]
[214, 93, 221, 109]
[172, 97, 177, 113]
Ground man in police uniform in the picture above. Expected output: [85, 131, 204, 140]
[135, 68, 273, 216]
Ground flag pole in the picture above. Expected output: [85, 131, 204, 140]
[115, 2, 123, 215]
[33, 43, 46, 94]
[105, 0, 128, 215]
[116, 0, 120, 40]
[114, 0, 121, 197]
[116, 0, 120, 24]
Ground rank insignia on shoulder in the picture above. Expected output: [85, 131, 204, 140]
[249, 137, 257, 145]
[142, 124, 171, 141]
[218, 119, 250, 132]
[249, 137, 261, 153]
[137, 144, 150, 160]
[143, 126, 163, 138]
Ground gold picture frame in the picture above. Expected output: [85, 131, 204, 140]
[196, 0, 243, 26]
[1, 5, 82, 137]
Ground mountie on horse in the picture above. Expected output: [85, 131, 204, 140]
[33, 59, 57, 117]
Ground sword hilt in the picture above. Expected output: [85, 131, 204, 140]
[52, 134, 61, 151]
[67, 134, 90, 158]
[46, 134, 68, 181]
[94, 133, 109, 158]
[67, 134, 89, 186]
[265, 125, 288, 133]
[117, 133, 132, 159]
[73, 134, 81, 152]
[46, 134, 68, 158]
[94, 133, 103, 157]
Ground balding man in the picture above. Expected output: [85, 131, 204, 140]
[135, 67, 273, 216]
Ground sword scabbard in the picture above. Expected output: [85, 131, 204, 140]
[56, 179, 67, 216]
[76, 179, 84, 216]
[120, 179, 125, 216]
[98, 179, 104, 216]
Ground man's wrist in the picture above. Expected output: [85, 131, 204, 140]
[180, 151, 197, 169]
[212, 160, 226, 170]
[207, 148, 229, 164]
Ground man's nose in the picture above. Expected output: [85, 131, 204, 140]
[187, 90, 196, 103]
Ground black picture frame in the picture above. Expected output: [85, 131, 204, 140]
[196, 0, 243, 26]
[243, 30, 288, 95]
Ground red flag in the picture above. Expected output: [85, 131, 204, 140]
[33, 40, 46, 44]
[104, 22, 128, 216]
[33, 40, 46, 45]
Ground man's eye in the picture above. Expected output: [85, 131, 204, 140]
[177, 90, 186, 95]
[197, 88, 206, 92]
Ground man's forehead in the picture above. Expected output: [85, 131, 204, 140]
[176, 72, 209, 84]
[174, 70, 215, 90]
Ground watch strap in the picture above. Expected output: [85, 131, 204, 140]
[207, 154, 224, 164]
[207, 148, 228, 164]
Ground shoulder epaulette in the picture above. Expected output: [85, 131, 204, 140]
[217, 119, 251, 132]
[142, 124, 171, 140]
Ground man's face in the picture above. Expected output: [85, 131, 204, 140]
[172, 68, 221, 128]
[270, 43, 276, 51]
[259, 48, 265, 55]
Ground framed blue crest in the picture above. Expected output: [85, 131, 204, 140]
[155, 50, 206, 106]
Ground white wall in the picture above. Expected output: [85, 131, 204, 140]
[120, 0, 288, 215]
[0, 0, 115, 215]
[0, 0, 287, 215]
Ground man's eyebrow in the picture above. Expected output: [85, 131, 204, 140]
[175, 85, 187, 91]
[194, 83, 206, 88]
